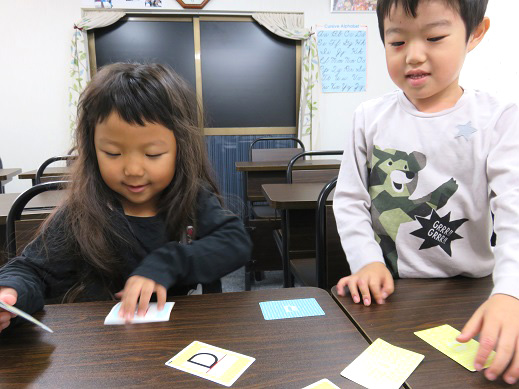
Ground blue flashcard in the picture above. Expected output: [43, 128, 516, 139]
[259, 298, 325, 320]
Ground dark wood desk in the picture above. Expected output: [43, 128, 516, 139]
[332, 277, 510, 388]
[0, 191, 66, 225]
[236, 160, 340, 288]
[0, 287, 370, 388]
[236, 159, 340, 202]
[262, 183, 335, 288]
[19, 167, 71, 185]
[0, 168, 21, 193]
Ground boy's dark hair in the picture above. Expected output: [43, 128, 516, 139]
[376, 0, 488, 43]
[43, 63, 219, 302]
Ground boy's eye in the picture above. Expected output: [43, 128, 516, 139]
[428, 36, 446, 42]
[390, 41, 405, 47]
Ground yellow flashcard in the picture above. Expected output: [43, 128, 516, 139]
[341, 338, 424, 389]
[165, 341, 255, 387]
[414, 324, 495, 371]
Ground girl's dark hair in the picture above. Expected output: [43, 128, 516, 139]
[377, 0, 488, 43]
[44, 63, 219, 301]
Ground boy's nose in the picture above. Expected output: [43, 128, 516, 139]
[406, 42, 426, 65]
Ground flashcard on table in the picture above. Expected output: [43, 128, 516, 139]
[165, 341, 255, 387]
[341, 338, 424, 389]
[259, 298, 325, 320]
[104, 302, 174, 325]
[302, 378, 341, 389]
[414, 324, 495, 371]
[0, 301, 53, 333]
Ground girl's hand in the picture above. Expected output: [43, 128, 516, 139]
[457, 294, 519, 385]
[118, 276, 167, 321]
[0, 287, 18, 333]
[336, 262, 394, 306]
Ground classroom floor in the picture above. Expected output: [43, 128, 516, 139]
[221, 267, 286, 292]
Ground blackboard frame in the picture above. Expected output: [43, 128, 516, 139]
[87, 15, 301, 136]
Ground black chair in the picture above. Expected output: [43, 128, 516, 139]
[0, 157, 3, 194]
[243, 137, 305, 290]
[277, 150, 343, 287]
[6, 181, 68, 259]
[248, 137, 305, 163]
[286, 150, 343, 184]
[34, 155, 76, 185]
[315, 177, 350, 289]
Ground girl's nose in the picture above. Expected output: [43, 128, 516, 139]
[123, 157, 144, 177]
[406, 42, 426, 65]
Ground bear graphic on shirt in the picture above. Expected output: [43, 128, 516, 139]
[368, 146, 459, 276]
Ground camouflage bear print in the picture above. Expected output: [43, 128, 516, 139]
[368, 146, 458, 276]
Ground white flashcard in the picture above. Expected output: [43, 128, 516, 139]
[0, 301, 53, 333]
[104, 302, 174, 325]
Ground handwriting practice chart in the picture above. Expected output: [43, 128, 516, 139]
[316, 25, 367, 93]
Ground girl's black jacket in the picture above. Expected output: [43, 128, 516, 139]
[0, 187, 251, 315]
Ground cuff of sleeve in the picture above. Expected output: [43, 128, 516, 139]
[491, 274, 519, 299]
[347, 243, 386, 274]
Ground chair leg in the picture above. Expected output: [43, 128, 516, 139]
[254, 271, 265, 282]
[245, 270, 253, 291]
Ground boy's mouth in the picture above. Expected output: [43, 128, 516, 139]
[406, 71, 430, 79]
[405, 71, 430, 86]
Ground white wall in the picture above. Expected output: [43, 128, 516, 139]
[0, 0, 82, 193]
[1, 0, 516, 193]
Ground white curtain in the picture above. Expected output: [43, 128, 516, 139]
[252, 12, 320, 150]
[69, 11, 126, 131]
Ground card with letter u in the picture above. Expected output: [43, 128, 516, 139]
[165, 341, 255, 386]
[259, 298, 325, 320]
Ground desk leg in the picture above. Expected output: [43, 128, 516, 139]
[282, 209, 294, 288]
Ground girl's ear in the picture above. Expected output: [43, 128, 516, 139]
[468, 17, 490, 53]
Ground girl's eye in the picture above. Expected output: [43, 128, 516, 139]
[428, 36, 446, 42]
[146, 153, 164, 158]
[390, 41, 405, 47]
[104, 151, 120, 157]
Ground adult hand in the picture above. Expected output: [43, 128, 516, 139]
[336, 262, 394, 306]
[118, 276, 167, 321]
[0, 287, 18, 333]
[457, 294, 519, 385]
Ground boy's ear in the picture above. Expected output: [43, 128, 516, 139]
[468, 17, 490, 52]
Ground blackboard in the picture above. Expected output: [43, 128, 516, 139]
[200, 21, 297, 128]
[92, 17, 297, 129]
[94, 19, 196, 88]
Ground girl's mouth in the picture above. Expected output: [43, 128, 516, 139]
[125, 184, 149, 193]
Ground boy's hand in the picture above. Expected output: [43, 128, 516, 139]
[0, 287, 18, 333]
[457, 294, 519, 385]
[118, 276, 167, 321]
[336, 262, 394, 305]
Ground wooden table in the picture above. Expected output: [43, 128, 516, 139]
[332, 277, 510, 388]
[262, 183, 335, 288]
[236, 159, 340, 202]
[19, 167, 71, 185]
[0, 168, 21, 193]
[0, 191, 66, 225]
[0, 191, 66, 264]
[0, 287, 371, 388]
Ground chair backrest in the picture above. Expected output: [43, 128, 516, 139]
[286, 150, 343, 184]
[249, 137, 305, 162]
[35, 155, 76, 185]
[6, 181, 69, 259]
[315, 177, 350, 289]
